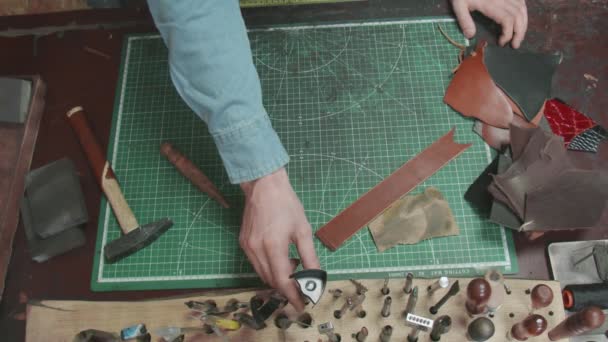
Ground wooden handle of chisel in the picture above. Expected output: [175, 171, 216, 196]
[160, 142, 229, 208]
[66, 106, 139, 233]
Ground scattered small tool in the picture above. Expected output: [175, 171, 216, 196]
[380, 325, 393, 342]
[548, 306, 605, 340]
[427, 276, 449, 295]
[120, 323, 149, 341]
[381, 296, 392, 317]
[504, 283, 512, 295]
[404, 286, 419, 317]
[466, 278, 492, 315]
[430, 280, 460, 314]
[154, 326, 207, 341]
[508, 314, 548, 341]
[381, 277, 390, 295]
[201, 316, 241, 331]
[66, 106, 173, 263]
[354, 302, 367, 318]
[160, 142, 229, 208]
[467, 317, 495, 341]
[290, 269, 327, 305]
[406, 313, 434, 342]
[251, 293, 286, 326]
[403, 273, 414, 294]
[563, 283, 608, 311]
[74, 329, 120, 342]
[185, 300, 218, 314]
[353, 326, 368, 342]
[273, 312, 312, 330]
[430, 315, 451, 341]
[274, 313, 292, 330]
[223, 298, 249, 312]
[484, 270, 505, 313]
[315, 129, 471, 251]
[329, 288, 343, 298]
[530, 284, 554, 311]
[233, 312, 265, 330]
[334, 296, 352, 319]
[350, 279, 369, 295]
[318, 322, 340, 342]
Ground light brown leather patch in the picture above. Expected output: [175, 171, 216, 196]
[368, 187, 459, 252]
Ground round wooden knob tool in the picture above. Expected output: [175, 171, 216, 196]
[466, 278, 492, 315]
[509, 314, 547, 341]
[530, 284, 554, 311]
[548, 306, 605, 340]
[467, 317, 495, 341]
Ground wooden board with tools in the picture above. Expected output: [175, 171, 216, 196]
[27, 276, 572, 341]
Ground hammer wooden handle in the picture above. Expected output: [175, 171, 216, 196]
[66, 106, 139, 233]
[160, 142, 229, 208]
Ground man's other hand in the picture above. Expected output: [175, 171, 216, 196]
[451, 0, 528, 48]
[239, 168, 320, 311]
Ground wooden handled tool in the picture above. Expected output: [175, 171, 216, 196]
[160, 141, 229, 208]
[66, 106, 172, 263]
[66, 106, 138, 232]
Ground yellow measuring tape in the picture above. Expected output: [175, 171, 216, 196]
[240, 0, 364, 8]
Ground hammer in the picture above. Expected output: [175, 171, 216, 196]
[66, 106, 173, 263]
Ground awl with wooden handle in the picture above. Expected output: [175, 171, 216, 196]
[66, 106, 172, 263]
[160, 142, 229, 208]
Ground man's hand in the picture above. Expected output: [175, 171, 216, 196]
[240, 168, 320, 311]
[451, 0, 528, 48]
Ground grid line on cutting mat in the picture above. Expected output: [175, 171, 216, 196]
[91, 18, 517, 291]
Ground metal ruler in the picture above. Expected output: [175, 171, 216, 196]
[240, 0, 365, 7]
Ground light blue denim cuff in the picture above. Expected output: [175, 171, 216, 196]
[213, 116, 289, 184]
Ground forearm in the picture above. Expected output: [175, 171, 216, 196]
[147, 0, 289, 183]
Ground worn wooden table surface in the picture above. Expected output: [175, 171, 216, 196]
[0, 1, 606, 340]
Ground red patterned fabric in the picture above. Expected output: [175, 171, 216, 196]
[544, 99, 596, 145]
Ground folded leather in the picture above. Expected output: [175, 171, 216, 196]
[487, 126, 608, 231]
[521, 170, 608, 231]
[444, 42, 513, 128]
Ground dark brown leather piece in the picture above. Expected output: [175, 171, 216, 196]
[509, 125, 538, 161]
[484, 45, 561, 121]
[522, 170, 608, 231]
[444, 43, 513, 129]
[315, 129, 471, 251]
[494, 133, 570, 219]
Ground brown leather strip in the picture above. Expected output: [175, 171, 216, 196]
[65, 106, 116, 184]
[315, 129, 472, 251]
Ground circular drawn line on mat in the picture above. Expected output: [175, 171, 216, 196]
[252, 26, 407, 122]
[252, 28, 351, 74]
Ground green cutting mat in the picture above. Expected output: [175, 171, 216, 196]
[92, 18, 518, 291]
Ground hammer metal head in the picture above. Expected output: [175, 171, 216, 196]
[104, 218, 173, 263]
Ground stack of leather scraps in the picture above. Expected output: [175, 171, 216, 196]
[466, 125, 608, 232]
[444, 41, 562, 150]
[447, 40, 607, 232]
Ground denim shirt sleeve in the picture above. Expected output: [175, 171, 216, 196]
[147, 0, 289, 184]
